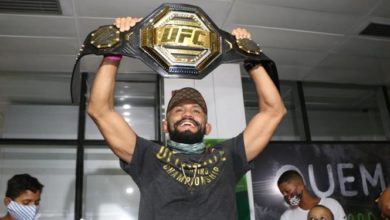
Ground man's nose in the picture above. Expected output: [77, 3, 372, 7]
[183, 108, 194, 117]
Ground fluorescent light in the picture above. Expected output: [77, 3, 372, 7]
[126, 187, 134, 194]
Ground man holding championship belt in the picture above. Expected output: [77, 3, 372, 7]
[86, 5, 286, 220]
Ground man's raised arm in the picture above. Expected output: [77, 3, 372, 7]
[243, 64, 287, 161]
[87, 17, 142, 163]
[232, 28, 287, 162]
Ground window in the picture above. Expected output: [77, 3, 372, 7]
[0, 145, 76, 220]
[83, 147, 140, 220]
[0, 72, 78, 139]
[242, 79, 305, 140]
[303, 83, 390, 141]
[85, 73, 159, 140]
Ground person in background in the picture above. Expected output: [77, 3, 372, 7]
[307, 204, 334, 220]
[277, 170, 346, 220]
[0, 173, 43, 220]
[376, 186, 390, 219]
[87, 16, 286, 220]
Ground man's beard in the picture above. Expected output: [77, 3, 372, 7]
[168, 118, 206, 144]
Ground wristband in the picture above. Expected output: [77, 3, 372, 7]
[243, 60, 262, 72]
[104, 55, 123, 61]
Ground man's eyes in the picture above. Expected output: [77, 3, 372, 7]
[173, 108, 202, 114]
[174, 108, 183, 112]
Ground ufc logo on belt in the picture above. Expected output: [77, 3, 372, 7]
[157, 26, 210, 48]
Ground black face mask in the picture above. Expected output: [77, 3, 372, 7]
[168, 118, 206, 144]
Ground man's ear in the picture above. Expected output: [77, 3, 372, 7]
[205, 123, 212, 135]
[162, 120, 168, 133]
[4, 197, 11, 206]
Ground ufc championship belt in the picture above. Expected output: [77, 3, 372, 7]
[71, 3, 279, 102]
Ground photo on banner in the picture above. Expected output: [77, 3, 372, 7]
[251, 143, 389, 220]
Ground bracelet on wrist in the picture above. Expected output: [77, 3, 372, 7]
[104, 54, 123, 62]
[243, 60, 262, 72]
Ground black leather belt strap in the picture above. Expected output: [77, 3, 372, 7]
[71, 3, 279, 103]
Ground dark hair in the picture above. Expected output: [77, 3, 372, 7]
[277, 170, 303, 185]
[5, 174, 44, 199]
[309, 205, 334, 220]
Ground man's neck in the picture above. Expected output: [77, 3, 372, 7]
[167, 140, 205, 154]
[299, 191, 320, 210]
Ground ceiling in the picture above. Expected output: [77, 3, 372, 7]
[0, 0, 389, 105]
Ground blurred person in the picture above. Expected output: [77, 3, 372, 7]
[277, 170, 345, 220]
[376, 186, 390, 219]
[0, 174, 43, 220]
[307, 204, 334, 220]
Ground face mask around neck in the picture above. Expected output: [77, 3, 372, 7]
[167, 139, 205, 154]
[7, 200, 39, 220]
